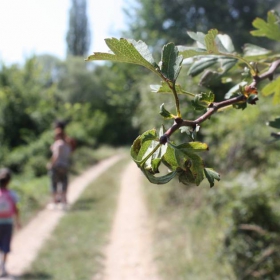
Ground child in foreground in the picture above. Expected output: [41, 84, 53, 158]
[0, 168, 21, 277]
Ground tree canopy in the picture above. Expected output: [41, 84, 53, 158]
[124, 0, 279, 51]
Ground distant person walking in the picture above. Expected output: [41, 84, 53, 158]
[47, 129, 72, 210]
[54, 120, 77, 152]
[0, 168, 21, 277]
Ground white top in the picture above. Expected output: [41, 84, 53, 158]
[51, 139, 71, 168]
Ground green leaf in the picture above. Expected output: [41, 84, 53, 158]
[150, 82, 194, 97]
[225, 81, 247, 99]
[204, 168, 220, 188]
[86, 38, 159, 74]
[169, 142, 208, 186]
[160, 103, 175, 119]
[161, 145, 179, 171]
[187, 31, 206, 48]
[191, 92, 215, 111]
[130, 129, 157, 164]
[188, 55, 237, 77]
[161, 43, 183, 82]
[220, 58, 238, 72]
[151, 158, 161, 173]
[178, 168, 196, 185]
[188, 57, 218, 76]
[251, 11, 280, 42]
[180, 125, 200, 141]
[216, 34, 235, 53]
[205, 29, 219, 54]
[170, 142, 209, 153]
[262, 76, 280, 104]
[178, 46, 208, 59]
[143, 168, 178, 184]
[199, 70, 221, 88]
[243, 44, 271, 58]
[267, 117, 280, 129]
[150, 83, 172, 94]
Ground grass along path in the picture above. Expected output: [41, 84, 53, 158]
[6, 154, 125, 279]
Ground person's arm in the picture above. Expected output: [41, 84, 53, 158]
[10, 190, 21, 229]
[14, 206, 21, 229]
[50, 142, 63, 168]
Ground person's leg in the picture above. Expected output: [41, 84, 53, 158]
[0, 224, 12, 276]
[61, 170, 69, 207]
[50, 168, 58, 204]
[1, 253, 8, 276]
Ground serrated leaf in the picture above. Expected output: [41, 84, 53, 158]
[262, 76, 280, 104]
[160, 104, 174, 119]
[251, 11, 280, 42]
[205, 29, 219, 54]
[204, 168, 220, 188]
[86, 38, 159, 74]
[161, 43, 183, 82]
[267, 117, 280, 129]
[191, 92, 215, 111]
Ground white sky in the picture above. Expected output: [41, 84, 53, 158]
[0, 0, 126, 65]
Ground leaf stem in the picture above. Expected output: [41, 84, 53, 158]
[140, 143, 161, 166]
[157, 70, 182, 117]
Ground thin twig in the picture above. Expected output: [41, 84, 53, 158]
[159, 59, 280, 144]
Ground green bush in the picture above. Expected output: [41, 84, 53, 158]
[24, 155, 48, 177]
[223, 192, 280, 279]
[3, 130, 52, 174]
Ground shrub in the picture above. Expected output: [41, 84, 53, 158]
[224, 192, 280, 279]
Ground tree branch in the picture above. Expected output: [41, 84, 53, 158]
[159, 59, 280, 145]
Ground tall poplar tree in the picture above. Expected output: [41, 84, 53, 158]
[66, 0, 91, 56]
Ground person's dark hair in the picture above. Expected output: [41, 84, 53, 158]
[54, 120, 68, 130]
[0, 168, 11, 187]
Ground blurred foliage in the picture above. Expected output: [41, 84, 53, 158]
[0, 3, 280, 277]
[124, 0, 279, 52]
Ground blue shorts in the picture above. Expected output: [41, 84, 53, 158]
[49, 166, 69, 193]
[0, 223, 13, 253]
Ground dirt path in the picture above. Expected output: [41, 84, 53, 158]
[3, 154, 160, 280]
[5, 154, 124, 279]
[100, 161, 160, 280]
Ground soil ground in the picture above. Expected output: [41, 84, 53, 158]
[3, 155, 160, 280]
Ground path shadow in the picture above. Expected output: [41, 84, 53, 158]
[17, 272, 51, 279]
[71, 197, 98, 211]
